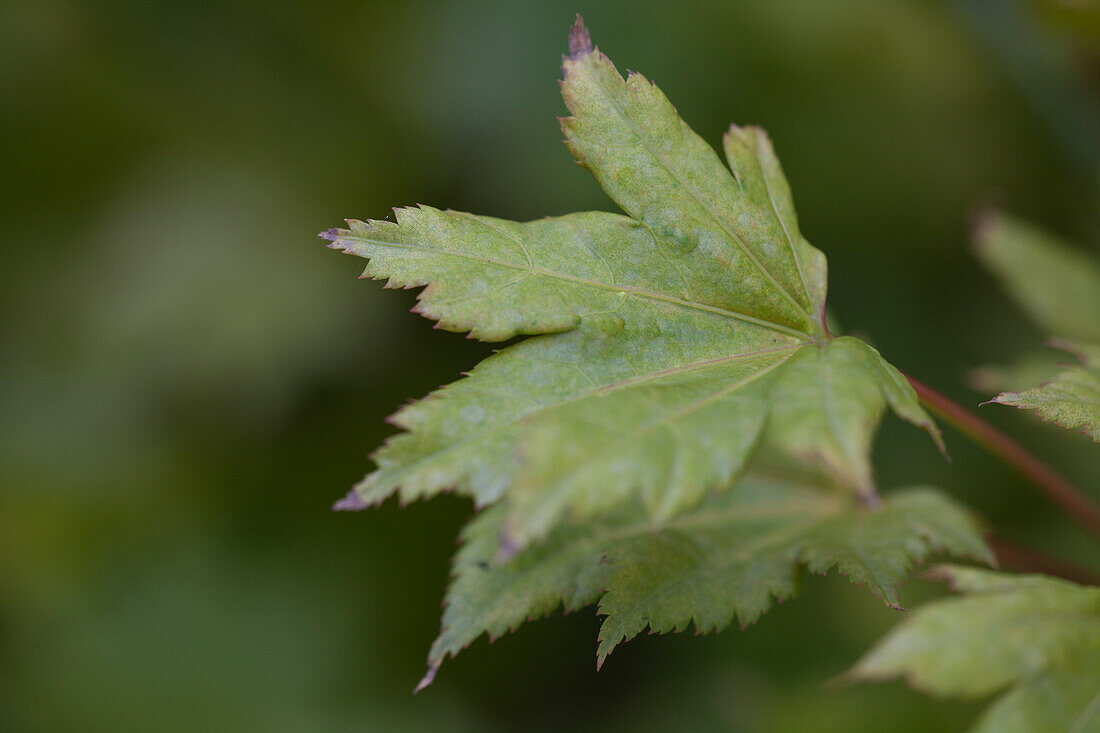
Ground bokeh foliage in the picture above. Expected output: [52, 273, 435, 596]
[2, 1, 1098, 730]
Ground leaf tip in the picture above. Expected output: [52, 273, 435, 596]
[919, 564, 957, 586]
[332, 490, 369, 511]
[568, 14, 592, 58]
[413, 665, 439, 693]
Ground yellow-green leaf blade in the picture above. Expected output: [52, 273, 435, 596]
[420, 474, 988, 688]
[354, 320, 801, 510]
[500, 337, 941, 551]
[560, 31, 824, 335]
[326, 208, 805, 342]
[331, 18, 943, 566]
[596, 487, 991, 667]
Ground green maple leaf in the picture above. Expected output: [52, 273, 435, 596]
[325, 18, 943, 550]
[323, 18, 989, 687]
[419, 472, 990, 689]
[850, 565, 1100, 732]
[975, 213, 1100, 441]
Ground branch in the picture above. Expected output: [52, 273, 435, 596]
[985, 534, 1100, 586]
[907, 376, 1100, 539]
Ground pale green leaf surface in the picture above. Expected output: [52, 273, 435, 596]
[504, 337, 933, 548]
[851, 565, 1100, 732]
[560, 46, 826, 333]
[975, 212, 1100, 342]
[992, 340, 1100, 441]
[327, 24, 942, 549]
[421, 473, 989, 687]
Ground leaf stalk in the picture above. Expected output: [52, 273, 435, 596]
[984, 535, 1100, 586]
[907, 376, 1100, 539]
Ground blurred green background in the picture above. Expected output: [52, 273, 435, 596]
[2, 0, 1098, 730]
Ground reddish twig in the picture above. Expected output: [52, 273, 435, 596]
[907, 375, 1100, 540]
[985, 534, 1100, 586]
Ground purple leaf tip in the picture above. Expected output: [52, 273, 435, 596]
[568, 14, 592, 57]
[319, 228, 340, 242]
[332, 490, 369, 511]
[413, 665, 439, 693]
